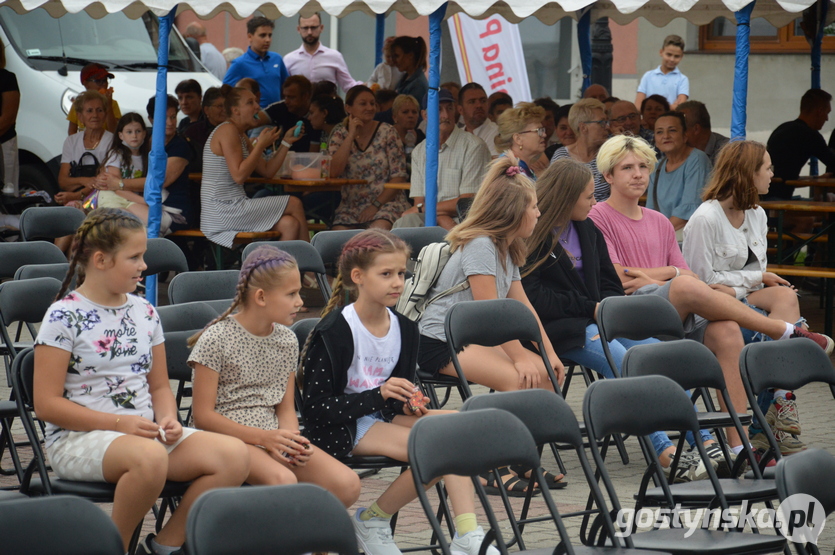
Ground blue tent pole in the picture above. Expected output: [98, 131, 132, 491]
[375, 13, 386, 66]
[730, 1, 754, 140]
[424, 3, 446, 227]
[809, 0, 828, 175]
[145, 6, 177, 305]
[577, 10, 592, 94]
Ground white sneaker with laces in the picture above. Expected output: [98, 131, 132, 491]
[449, 526, 500, 555]
[353, 509, 403, 555]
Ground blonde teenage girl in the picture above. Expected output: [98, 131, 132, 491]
[34, 208, 249, 555]
[189, 245, 361, 505]
[416, 156, 566, 495]
[300, 230, 497, 555]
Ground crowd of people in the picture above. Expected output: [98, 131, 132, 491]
[20, 16, 835, 555]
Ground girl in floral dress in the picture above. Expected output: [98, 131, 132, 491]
[34, 208, 249, 555]
[328, 85, 410, 230]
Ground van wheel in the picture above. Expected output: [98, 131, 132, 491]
[19, 163, 58, 200]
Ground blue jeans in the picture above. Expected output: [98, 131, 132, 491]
[562, 324, 713, 455]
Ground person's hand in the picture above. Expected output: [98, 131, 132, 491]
[347, 116, 364, 137]
[283, 123, 305, 144]
[709, 283, 737, 297]
[261, 429, 310, 465]
[55, 191, 83, 205]
[622, 268, 659, 294]
[402, 205, 419, 215]
[763, 271, 792, 288]
[256, 126, 281, 151]
[680, 269, 700, 279]
[380, 377, 416, 403]
[292, 438, 313, 466]
[115, 414, 160, 439]
[548, 352, 565, 387]
[94, 172, 118, 191]
[157, 416, 182, 445]
[514, 360, 541, 389]
[358, 204, 380, 223]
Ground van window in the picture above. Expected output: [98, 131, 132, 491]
[0, 8, 199, 72]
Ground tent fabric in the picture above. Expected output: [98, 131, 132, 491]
[5, 0, 833, 26]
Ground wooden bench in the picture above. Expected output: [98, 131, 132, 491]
[168, 229, 281, 269]
[768, 264, 835, 335]
[766, 232, 827, 244]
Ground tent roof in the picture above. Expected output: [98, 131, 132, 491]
[3, 0, 831, 29]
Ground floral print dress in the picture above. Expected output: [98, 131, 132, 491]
[35, 292, 162, 449]
[328, 121, 410, 226]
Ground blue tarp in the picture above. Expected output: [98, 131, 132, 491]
[424, 3, 447, 227]
[730, 1, 754, 139]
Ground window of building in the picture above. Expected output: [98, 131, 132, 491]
[699, 17, 835, 52]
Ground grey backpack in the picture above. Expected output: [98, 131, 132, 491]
[395, 241, 469, 321]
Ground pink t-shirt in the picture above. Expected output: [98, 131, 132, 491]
[588, 202, 689, 270]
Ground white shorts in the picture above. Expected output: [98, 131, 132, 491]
[47, 427, 199, 482]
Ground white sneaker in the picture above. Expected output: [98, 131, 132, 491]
[353, 509, 402, 555]
[450, 526, 500, 555]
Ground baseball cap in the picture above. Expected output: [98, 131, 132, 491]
[421, 88, 455, 110]
[80, 63, 114, 85]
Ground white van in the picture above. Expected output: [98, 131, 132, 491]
[0, 7, 221, 197]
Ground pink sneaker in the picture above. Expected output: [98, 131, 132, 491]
[790, 326, 834, 355]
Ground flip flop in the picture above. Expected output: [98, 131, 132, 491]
[511, 464, 567, 490]
[479, 467, 540, 498]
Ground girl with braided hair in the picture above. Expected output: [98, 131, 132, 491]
[188, 245, 360, 506]
[300, 229, 496, 555]
[34, 208, 249, 555]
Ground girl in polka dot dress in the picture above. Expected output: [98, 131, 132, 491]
[299, 229, 498, 555]
[189, 245, 360, 507]
[34, 208, 249, 555]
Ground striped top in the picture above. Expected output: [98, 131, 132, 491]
[200, 122, 289, 248]
[550, 146, 609, 202]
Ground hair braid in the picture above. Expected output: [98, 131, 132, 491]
[321, 273, 346, 318]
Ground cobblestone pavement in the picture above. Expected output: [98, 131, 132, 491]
[2, 282, 834, 553]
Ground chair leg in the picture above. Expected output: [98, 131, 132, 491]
[0, 418, 23, 482]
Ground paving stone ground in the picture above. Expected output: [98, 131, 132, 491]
[2, 280, 834, 553]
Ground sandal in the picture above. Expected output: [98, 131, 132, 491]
[511, 464, 567, 490]
[479, 466, 539, 498]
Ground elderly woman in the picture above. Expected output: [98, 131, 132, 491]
[549, 99, 610, 201]
[640, 94, 670, 140]
[647, 111, 712, 237]
[56, 91, 114, 206]
[494, 102, 547, 179]
[328, 85, 409, 230]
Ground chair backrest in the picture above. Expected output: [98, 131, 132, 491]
[391, 227, 447, 257]
[461, 389, 583, 449]
[0, 277, 62, 326]
[168, 270, 240, 304]
[142, 237, 189, 277]
[740, 338, 835, 394]
[311, 229, 363, 268]
[456, 197, 474, 220]
[157, 302, 220, 333]
[242, 240, 327, 275]
[19, 206, 86, 241]
[0, 496, 123, 555]
[444, 299, 541, 352]
[165, 329, 198, 382]
[13, 348, 36, 411]
[408, 409, 541, 487]
[14, 262, 70, 283]
[596, 295, 684, 343]
[775, 448, 835, 520]
[291, 317, 320, 353]
[583, 374, 699, 441]
[622, 339, 727, 392]
[186, 484, 359, 555]
[0, 241, 67, 279]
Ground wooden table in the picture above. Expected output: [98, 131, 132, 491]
[384, 182, 410, 191]
[189, 173, 365, 193]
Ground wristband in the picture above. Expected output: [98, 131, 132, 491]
[371, 199, 382, 209]
[672, 266, 680, 278]
[416, 203, 424, 213]
[280, 140, 291, 149]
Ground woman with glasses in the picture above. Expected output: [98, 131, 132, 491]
[549, 99, 611, 201]
[647, 111, 712, 239]
[494, 102, 548, 179]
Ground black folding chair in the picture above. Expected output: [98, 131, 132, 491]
[774, 448, 835, 555]
[0, 495, 123, 555]
[19, 206, 85, 241]
[167, 270, 238, 305]
[583, 375, 787, 554]
[621, 340, 777, 526]
[242, 239, 330, 297]
[11, 349, 190, 552]
[0, 241, 66, 279]
[391, 226, 447, 255]
[187, 484, 359, 555]
[739, 338, 835, 473]
[142, 237, 189, 278]
[311, 228, 363, 279]
[14, 262, 70, 283]
[408, 408, 663, 555]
